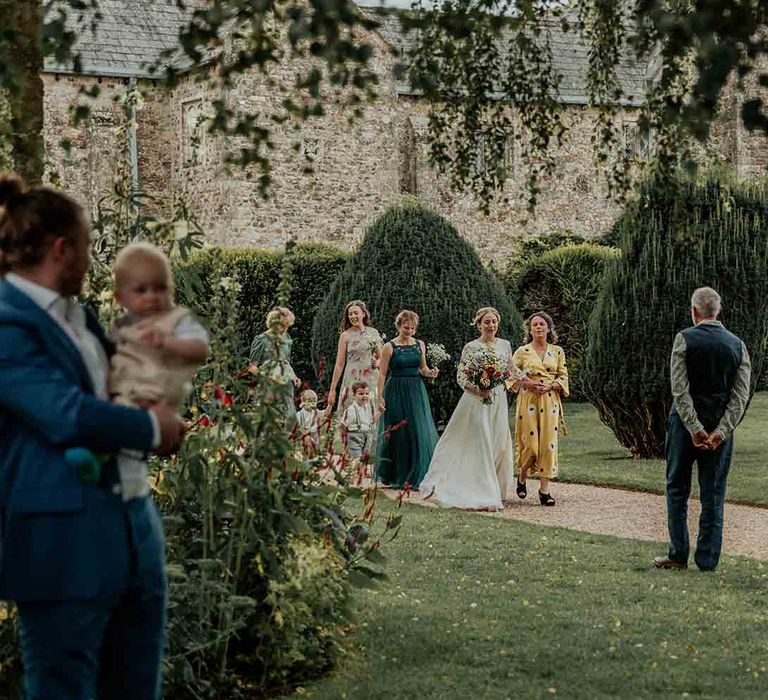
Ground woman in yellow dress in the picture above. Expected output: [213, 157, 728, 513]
[509, 311, 569, 506]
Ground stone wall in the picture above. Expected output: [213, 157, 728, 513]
[42, 73, 129, 212]
[42, 23, 768, 266]
[401, 102, 635, 261]
[158, 29, 638, 263]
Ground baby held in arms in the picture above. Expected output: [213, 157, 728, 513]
[109, 242, 209, 408]
[67, 242, 210, 493]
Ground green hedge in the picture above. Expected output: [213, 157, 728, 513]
[583, 175, 768, 458]
[503, 243, 620, 401]
[175, 243, 348, 382]
[311, 203, 521, 426]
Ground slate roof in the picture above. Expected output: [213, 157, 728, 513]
[43, 1, 649, 106]
[43, 0, 192, 78]
[369, 8, 648, 106]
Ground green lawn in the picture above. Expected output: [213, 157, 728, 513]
[556, 392, 768, 506]
[292, 499, 768, 699]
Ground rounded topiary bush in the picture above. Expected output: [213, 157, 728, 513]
[583, 175, 768, 458]
[311, 204, 521, 426]
[504, 243, 620, 402]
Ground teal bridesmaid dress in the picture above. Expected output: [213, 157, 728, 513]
[375, 341, 439, 488]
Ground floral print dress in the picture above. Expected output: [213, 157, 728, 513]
[337, 326, 382, 413]
[511, 343, 569, 480]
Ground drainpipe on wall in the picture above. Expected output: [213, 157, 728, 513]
[127, 77, 140, 221]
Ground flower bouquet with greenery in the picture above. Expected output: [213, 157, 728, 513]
[462, 346, 512, 405]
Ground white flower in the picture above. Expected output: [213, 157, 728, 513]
[219, 276, 242, 293]
[426, 342, 451, 367]
[174, 220, 190, 240]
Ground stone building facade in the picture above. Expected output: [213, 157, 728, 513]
[40, 1, 761, 263]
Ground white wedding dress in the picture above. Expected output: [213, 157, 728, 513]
[420, 338, 520, 510]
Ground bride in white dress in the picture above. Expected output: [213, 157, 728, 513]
[420, 307, 523, 510]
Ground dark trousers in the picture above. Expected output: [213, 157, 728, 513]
[665, 412, 734, 571]
[17, 493, 166, 700]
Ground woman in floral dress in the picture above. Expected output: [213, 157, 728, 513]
[327, 300, 382, 413]
[509, 311, 569, 506]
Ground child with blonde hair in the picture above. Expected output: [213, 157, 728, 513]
[295, 388, 328, 454]
[67, 242, 210, 498]
[111, 241, 209, 407]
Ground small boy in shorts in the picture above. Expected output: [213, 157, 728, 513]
[339, 381, 380, 462]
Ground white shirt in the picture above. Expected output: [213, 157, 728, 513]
[5, 272, 159, 446]
[341, 402, 375, 432]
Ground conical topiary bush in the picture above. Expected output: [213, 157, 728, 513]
[583, 175, 768, 458]
[311, 204, 521, 426]
[504, 243, 621, 402]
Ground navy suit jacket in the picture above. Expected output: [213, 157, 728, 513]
[0, 279, 155, 601]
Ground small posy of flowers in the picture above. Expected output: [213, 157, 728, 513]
[426, 342, 451, 369]
[366, 329, 385, 356]
[463, 347, 512, 405]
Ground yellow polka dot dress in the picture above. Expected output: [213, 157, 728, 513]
[511, 344, 569, 479]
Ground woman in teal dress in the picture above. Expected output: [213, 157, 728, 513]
[248, 306, 301, 424]
[375, 310, 440, 489]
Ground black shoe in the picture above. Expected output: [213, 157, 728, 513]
[539, 491, 556, 506]
[516, 479, 527, 499]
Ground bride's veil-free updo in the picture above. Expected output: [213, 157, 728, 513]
[471, 307, 501, 327]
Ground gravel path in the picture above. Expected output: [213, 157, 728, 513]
[388, 481, 768, 562]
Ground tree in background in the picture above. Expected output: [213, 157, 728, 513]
[505, 242, 620, 401]
[4, 1, 768, 208]
[583, 175, 768, 458]
[311, 203, 522, 426]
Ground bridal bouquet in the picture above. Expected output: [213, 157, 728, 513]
[462, 347, 512, 405]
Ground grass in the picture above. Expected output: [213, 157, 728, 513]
[291, 499, 768, 699]
[555, 392, 768, 506]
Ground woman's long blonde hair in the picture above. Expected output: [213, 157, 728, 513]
[472, 307, 501, 327]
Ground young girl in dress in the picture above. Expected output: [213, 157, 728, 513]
[295, 388, 328, 455]
[327, 300, 382, 413]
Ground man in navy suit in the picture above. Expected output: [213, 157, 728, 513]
[0, 174, 185, 699]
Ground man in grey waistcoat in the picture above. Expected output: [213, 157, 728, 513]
[653, 287, 751, 571]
